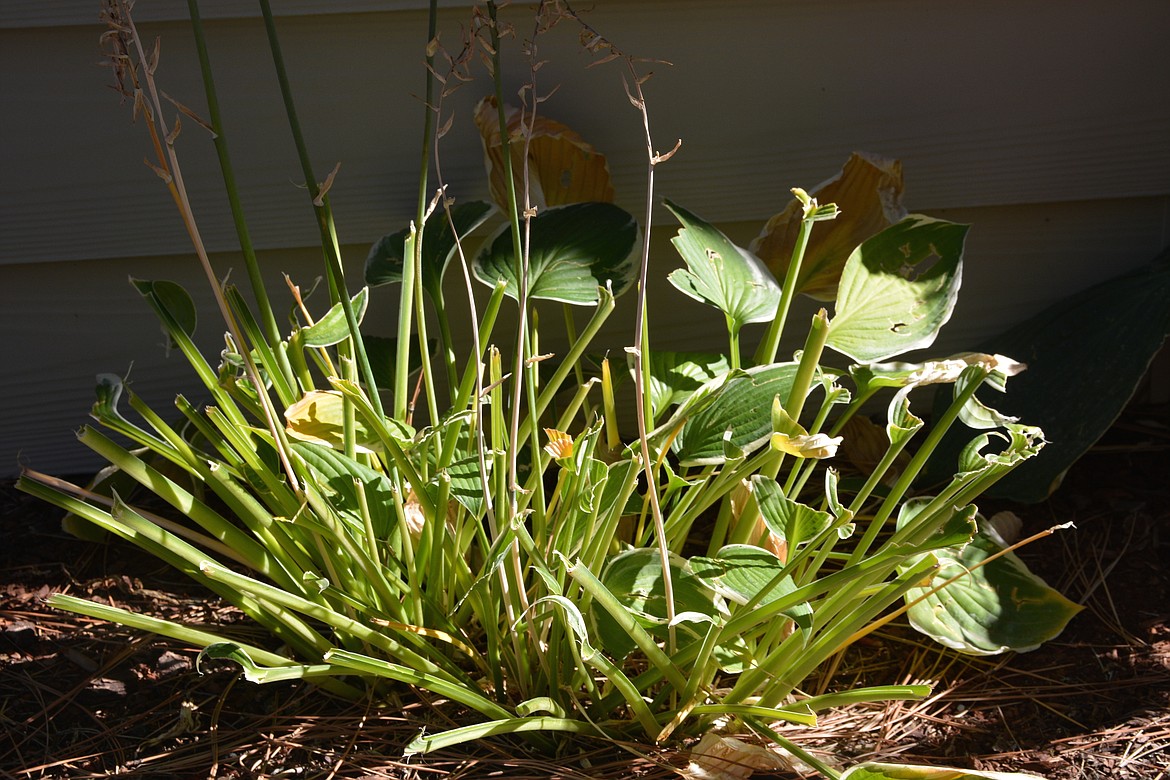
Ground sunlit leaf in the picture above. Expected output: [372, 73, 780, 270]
[670, 363, 800, 466]
[639, 350, 732, 423]
[665, 200, 780, 334]
[751, 476, 832, 550]
[901, 509, 1082, 655]
[283, 390, 412, 453]
[299, 288, 369, 348]
[592, 548, 723, 659]
[690, 544, 811, 631]
[840, 761, 1047, 780]
[826, 216, 968, 362]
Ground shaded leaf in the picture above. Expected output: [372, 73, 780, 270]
[365, 200, 495, 300]
[926, 249, 1170, 502]
[472, 202, 638, 304]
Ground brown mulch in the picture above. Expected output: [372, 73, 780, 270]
[2, 406, 1168, 779]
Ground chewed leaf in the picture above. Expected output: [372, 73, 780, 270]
[665, 200, 780, 333]
[827, 215, 967, 362]
[752, 152, 907, 301]
[903, 514, 1082, 655]
[840, 761, 1047, 780]
[472, 202, 638, 305]
[474, 96, 615, 210]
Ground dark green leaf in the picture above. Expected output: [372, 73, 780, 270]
[472, 202, 638, 305]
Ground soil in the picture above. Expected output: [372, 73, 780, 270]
[2, 406, 1167, 779]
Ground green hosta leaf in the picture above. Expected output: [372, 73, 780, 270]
[639, 350, 731, 423]
[840, 761, 1047, 780]
[671, 363, 800, 466]
[132, 278, 198, 351]
[592, 549, 723, 659]
[751, 475, 832, 549]
[689, 544, 811, 630]
[291, 442, 397, 537]
[903, 512, 1082, 655]
[366, 200, 495, 301]
[472, 202, 638, 305]
[664, 200, 780, 333]
[895, 497, 978, 555]
[827, 216, 967, 362]
[927, 250, 1170, 502]
[300, 288, 369, 348]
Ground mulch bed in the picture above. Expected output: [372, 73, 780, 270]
[2, 406, 1167, 779]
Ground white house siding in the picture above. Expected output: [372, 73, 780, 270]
[3, 1, 1169, 475]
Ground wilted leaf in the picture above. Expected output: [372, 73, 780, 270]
[751, 152, 907, 301]
[684, 733, 793, 780]
[474, 95, 615, 210]
[284, 390, 411, 453]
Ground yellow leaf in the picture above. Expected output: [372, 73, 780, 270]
[474, 95, 614, 211]
[284, 390, 377, 453]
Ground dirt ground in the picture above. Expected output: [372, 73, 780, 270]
[2, 405, 1167, 779]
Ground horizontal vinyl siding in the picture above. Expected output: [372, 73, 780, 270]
[3, 1, 1169, 266]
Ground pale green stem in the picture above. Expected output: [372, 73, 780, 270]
[755, 212, 816, 365]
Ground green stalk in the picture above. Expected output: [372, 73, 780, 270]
[753, 194, 835, 366]
[397, 0, 441, 422]
[46, 595, 361, 699]
[187, 0, 295, 402]
[846, 368, 988, 565]
[257, 0, 382, 421]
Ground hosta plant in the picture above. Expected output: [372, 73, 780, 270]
[20, 2, 1080, 777]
